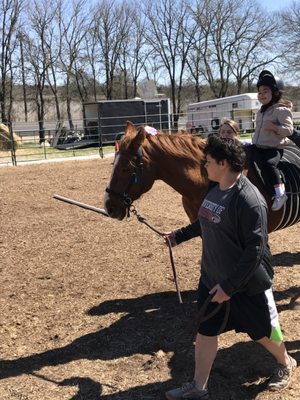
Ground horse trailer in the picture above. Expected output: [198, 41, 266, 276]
[82, 98, 171, 144]
[186, 93, 261, 135]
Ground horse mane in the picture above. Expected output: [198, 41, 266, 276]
[145, 132, 206, 165]
[118, 124, 206, 166]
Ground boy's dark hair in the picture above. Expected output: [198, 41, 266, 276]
[204, 135, 246, 172]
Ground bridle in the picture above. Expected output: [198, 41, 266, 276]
[105, 146, 144, 216]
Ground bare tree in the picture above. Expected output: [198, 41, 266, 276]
[141, 54, 166, 86]
[185, 24, 205, 102]
[23, 0, 58, 143]
[143, 0, 197, 127]
[16, 30, 29, 121]
[190, 0, 281, 98]
[228, 1, 281, 93]
[40, 0, 63, 123]
[0, 0, 23, 123]
[57, 0, 89, 129]
[84, 27, 102, 101]
[93, 0, 132, 100]
[280, 1, 300, 81]
[118, 8, 148, 98]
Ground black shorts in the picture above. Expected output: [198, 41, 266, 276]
[197, 280, 282, 341]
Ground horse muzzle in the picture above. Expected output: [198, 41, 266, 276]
[103, 192, 128, 220]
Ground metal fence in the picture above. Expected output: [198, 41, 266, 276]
[3, 113, 298, 166]
[0, 116, 187, 166]
[0, 120, 113, 166]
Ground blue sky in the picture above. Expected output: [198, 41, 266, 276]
[260, 0, 294, 12]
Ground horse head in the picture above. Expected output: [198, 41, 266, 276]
[104, 121, 156, 220]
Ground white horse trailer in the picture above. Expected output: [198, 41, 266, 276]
[186, 93, 261, 135]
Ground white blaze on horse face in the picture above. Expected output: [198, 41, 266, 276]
[108, 152, 121, 188]
[108, 151, 132, 194]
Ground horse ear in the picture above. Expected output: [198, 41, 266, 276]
[125, 121, 146, 151]
[125, 121, 137, 136]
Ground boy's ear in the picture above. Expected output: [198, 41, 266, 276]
[220, 160, 229, 168]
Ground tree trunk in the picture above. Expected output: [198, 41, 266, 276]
[19, 38, 28, 122]
[66, 73, 74, 130]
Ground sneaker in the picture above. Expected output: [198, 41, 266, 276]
[165, 381, 209, 399]
[271, 193, 288, 211]
[268, 356, 297, 391]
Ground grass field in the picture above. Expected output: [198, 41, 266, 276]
[0, 141, 115, 165]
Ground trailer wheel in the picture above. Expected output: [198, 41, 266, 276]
[211, 118, 220, 131]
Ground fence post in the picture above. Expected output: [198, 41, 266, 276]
[8, 121, 17, 166]
[42, 135, 47, 160]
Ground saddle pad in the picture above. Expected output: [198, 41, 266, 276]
[248, 145, 300, 230]
[277, 145, 300, 229]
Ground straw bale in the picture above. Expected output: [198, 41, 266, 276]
[0, 123, 22, 150]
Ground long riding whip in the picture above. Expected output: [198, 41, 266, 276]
[53, 195, 108, 216]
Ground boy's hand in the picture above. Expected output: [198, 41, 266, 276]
[163, 232, 177, 247]
[209, 284, 230, 303]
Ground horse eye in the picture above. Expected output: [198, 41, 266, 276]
[121, 163, 132, 173]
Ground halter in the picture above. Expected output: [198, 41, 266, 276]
[105, 146, 144, 216]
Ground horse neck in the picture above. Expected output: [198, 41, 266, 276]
[143, 136, 207, 198]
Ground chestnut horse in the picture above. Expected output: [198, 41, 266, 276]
[104, 122, 300, 305]
[104, 122, 300, 230]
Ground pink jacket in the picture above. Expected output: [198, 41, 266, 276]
[252, 103, 293, 149]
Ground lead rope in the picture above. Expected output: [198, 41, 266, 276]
[129, 203, 230, 355]
[174, 294, 230, 356]
[129, 204, 185, 314]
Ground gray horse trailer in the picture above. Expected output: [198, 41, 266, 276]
[82, 98, 171, 144]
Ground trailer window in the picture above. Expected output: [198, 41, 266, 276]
[232, 102, 238, 109]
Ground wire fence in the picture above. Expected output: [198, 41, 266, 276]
[0, 113, 184, 166]
[0, 120, 112, 166]
[1, 109, 299, 167]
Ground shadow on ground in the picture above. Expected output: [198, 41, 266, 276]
[1, 289, 299, 399]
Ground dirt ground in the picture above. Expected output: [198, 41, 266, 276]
[0, 156, 299, 400]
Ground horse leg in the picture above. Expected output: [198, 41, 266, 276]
[289, 290, 300, 310]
